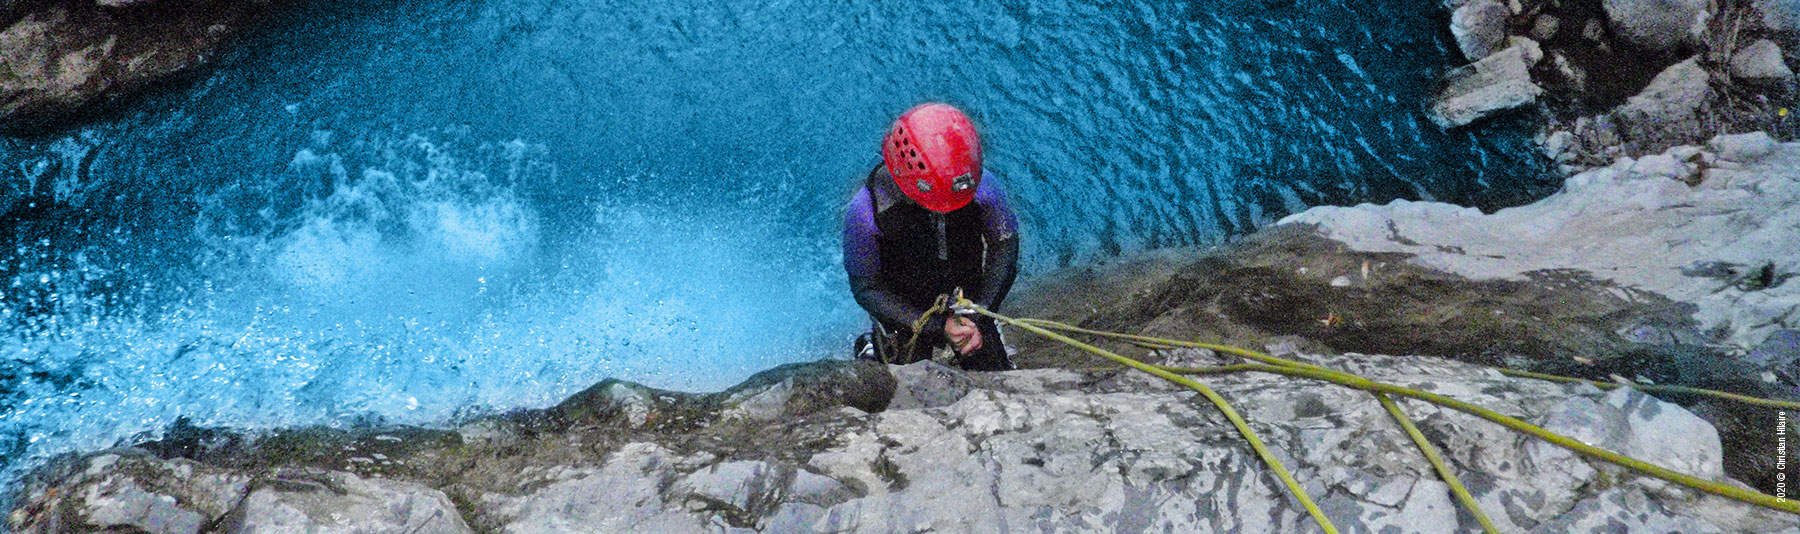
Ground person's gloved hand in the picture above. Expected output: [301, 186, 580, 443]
[945, 316, 983, 354]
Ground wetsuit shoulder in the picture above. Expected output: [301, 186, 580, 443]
[973, 168, 1019, 238]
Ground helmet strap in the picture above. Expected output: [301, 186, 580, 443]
[933, 212, 948, 261]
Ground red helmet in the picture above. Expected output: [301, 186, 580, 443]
[882, 103, 981, 212]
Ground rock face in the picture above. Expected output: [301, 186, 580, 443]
[222, 469, 471, 533]
[1451, 0, 1513, 62]
[1283, 137, 1800, 350]
[1428, 40, 1546, 128]
[1758, 0, 1800, 33]
[1732, 39, 1795, 84]
[7, 453, 471, 533]
[1281, 136, 1800, 492]
[0, 0, 281, 129]
[1747, 330, 1800, 385]
[1603, 57, 1715, 152]
[1604, 0, 1711, 51]
[11, 356, 1798, 533]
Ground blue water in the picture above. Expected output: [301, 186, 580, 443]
[0, 0, 1553, 496]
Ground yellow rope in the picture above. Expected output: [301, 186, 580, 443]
[1019, 317, 1800, 412]
[971, 306, 1342, 533]
[1014, 318, 1496, 528]
[1493, 368, 1800, 410]
[986, 310, 1800, 516]
[1189, 362, 1800, 514]
[1014, 317, 1325, 370]
[1375, 394, 1500, 534]
[892, 294, 951, 364]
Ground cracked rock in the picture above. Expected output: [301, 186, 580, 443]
[220, 469, 471, 534]
[1429, 40, 1546, 128]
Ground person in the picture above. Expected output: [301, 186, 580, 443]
[842, 103, 1020, 371]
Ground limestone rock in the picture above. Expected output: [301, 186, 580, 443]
[1731, 39, 1795, 84]
[57, 473, 205, 534]
[491, 356, 1792, 533]
[1617, 57, 1711, 127]
[10, 453, 250, 534]
[1542, 129, 1577, 161]
[13, 351, 1799, 534]
[1281, 137, 1800, 349]
[1533, 488, 1731, 533]
[1452, 0, 1512, 62]
[715, 359, 896, 422]
[1746, 330, 1800, 384]
[1529, 385, 1728, 500]
[1604, 0, 1711, 51]
[220, 469, 472, 534]
[0, 0, 281, 129]
[1757, 0, 1800, 33]
[885, 360, 979, 410]
[1429, 40, 1546, 128]
[547, 358, 894, 430]
[1709, 131, 1780, 162]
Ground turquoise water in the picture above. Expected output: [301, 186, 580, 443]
[0, 0, 1553, 494]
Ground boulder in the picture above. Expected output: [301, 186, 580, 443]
[1429, 40, 1546, 128]
[1616, 57, 1711, 127]
[1604, 0, 1711, 51]
[1451, 0, 1512, 62]
[1542, 129, 1577, 161]
[1731, 39, 1795, 84]
[1709, 131, 1780, 162]
[1756, 0, 1800, 33]
[714, 359, 896, 422]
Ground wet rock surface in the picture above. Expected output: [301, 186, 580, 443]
[9, 355, 1797, 533]
[0, 0, 284, 130]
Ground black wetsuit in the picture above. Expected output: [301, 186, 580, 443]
[842, 164, 1020, 371]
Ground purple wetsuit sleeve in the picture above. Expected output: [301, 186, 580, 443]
[973, 170, 1020, 311]
[844, 188, 929, 329]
